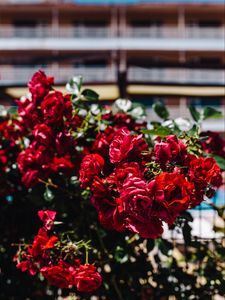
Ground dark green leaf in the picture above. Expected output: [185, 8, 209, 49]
[211, 155, 225, 170]
[142, 127, 171, 137]
[189, 105, 201, 122]
[82, 89, 99, 101]
[203, 107, 223, 120]
[152, 102, 169, 120]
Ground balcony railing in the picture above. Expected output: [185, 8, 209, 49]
[0, 26, 111, 38]
[0, 66, 116, 84]
[128, 67, 225, 84]
[0, 66, 224, 85]
[0, 25, 224, 39]
[127, 26, 225, 39]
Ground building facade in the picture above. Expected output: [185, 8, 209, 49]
[0, 0, 224, 129]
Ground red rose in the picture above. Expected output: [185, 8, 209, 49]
[16, 97, 42, 128]
[109, 128, 133, 163]
[154, 135, 187, 167]
[73, 264, 102, 292]
[38, 210, 57, 231]
[0, 119, 26, 141]
[91, 192, 124, 232]
[92, 126, 115, 156]
[118, 174, 162, 238]
[21, 170, 40, 187]
[33, 124, 53, 146]
[63, 94, 73, 121]
[18, 142, 53, 171]
[151, 172, 194, 225]
[200, 131, 225, 159]
[41, 91, 65, 125]
[41, 260, 74, 289]
[79, 154, 104, 188]
[28, 70, 54, 102]
[32, 228, 58, 257]
[109, 127, 147, 164]
[189, 157, 222, 188]
[55, 131, 74, 156]
[16, 259, 39, 276]
[108, 162, 143, 190]
[50, 156, 74, 175]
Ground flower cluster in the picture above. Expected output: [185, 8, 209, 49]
[16, 71, 83, 187]
[15, 71, 146, 189]
[14, 210, 102, 292]
[200, 131, 225, 159]
[80, 128, 223, 238]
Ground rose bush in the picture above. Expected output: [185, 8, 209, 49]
[0, 70, 224, 299]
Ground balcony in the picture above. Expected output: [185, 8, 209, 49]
[0, 66, 116, 85]
[0, 25, 224, 51]
[128, 67, 225, 85]
[0, 65, 224, 86]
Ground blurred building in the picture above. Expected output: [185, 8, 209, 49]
[0, 0, 224, 130]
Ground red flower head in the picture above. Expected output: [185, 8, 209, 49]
[79, 154, 104, 188]
[92, 126, 115, 156]
[32, 124, 53, 146]
[16, 97, 42, 128]
[50, 155, 74, 175]
[41, 260, 74, 289]
[154, 135, 187, 167]
[73, 264, 102, 292]
[200, 131, 225, 159]
[32, 228, 58, 257]
[28, 70, 54, 102]
[21, 170, 40, 187]
[118, 174, 162, 238]
[38, 210, 57, 231]
[151, 172, 194, 225]
[189, 157, 222, 188]
[16, 258, 39, 276]
[108, 162, 143, 190]
[109, 127, 147, 164]
[41, 91, 65, 125]
[55, 131, 74, 156]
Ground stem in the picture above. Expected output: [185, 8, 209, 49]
[85, 246, 89, 265]
[11, 243, 31, 247]
[112, 275, 124, 300]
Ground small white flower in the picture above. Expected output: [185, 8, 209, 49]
[99, 123, 107, 131]
[90, 104, 100, 115]
[66, 76, 82, 94]
[162, 120, 174, 129]
[175, 117, 192, 131]
[78, 109, 87, 117]
[112, 98, 132, 114]
[130, 106, 145, 120]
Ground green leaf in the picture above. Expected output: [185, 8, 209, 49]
[189, 105, 201, 122]
[142, 127, 171, 137]
[152, 102, 169, 120]
[211, 155, 225, 170]
[202, 107, 223, 120]
[7, 106, 18, 116]
[157, 239, 172, 256]
[82, 89, 99, 101]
